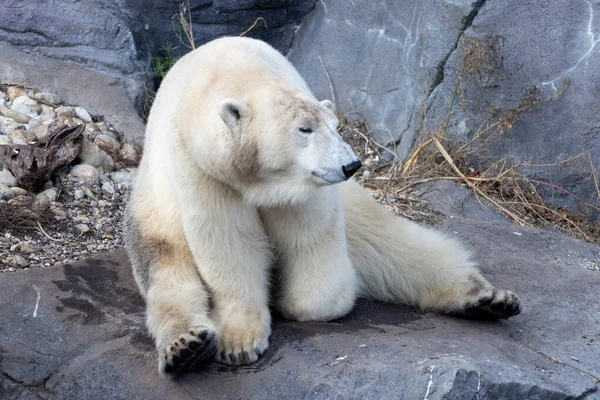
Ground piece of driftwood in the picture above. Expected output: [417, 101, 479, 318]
[0, 123, 84, 192]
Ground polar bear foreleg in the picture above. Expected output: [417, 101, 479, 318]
[142, 247, 218, 377]
[178, 193, 274, 366]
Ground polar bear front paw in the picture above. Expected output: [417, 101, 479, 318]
[215, 307, 271, 366]
[158, 326, 218, 377]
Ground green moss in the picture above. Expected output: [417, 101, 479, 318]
[152, 43, 179, 80]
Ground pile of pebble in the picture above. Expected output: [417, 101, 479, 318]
[0, 86, 141, 272]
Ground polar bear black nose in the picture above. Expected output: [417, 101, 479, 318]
[342, 160, 362, 178]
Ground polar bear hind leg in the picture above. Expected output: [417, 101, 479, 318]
[342, 180, 521, 320]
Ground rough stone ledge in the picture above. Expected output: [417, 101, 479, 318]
[1, 209, 599, 399]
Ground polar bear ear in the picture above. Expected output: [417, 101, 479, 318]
[219, 99, 248, 129]
[320, 99, 335, 112]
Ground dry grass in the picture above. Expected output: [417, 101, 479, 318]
[339, 35, 600, 244]
[339, 120, 443, 225]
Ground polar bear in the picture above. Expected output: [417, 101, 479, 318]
[124, 37, 521, 377]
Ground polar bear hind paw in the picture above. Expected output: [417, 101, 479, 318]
[159, 327, 218, 377]
[451, 289, 522, 321]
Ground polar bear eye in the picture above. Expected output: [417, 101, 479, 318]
[299, 127, 313, 134]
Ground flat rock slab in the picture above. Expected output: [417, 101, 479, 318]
[1, 218, 599, 399]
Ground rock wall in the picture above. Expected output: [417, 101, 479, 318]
[2, 0, 598, 211]
[290, 0, 600, 213]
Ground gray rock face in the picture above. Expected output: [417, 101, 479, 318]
[289, 0, 479, 156]
[1, 214, 599, 399]
[425, 0, 600, 214]
[290, 0, 600, 213]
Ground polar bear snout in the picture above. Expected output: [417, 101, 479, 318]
[312, 158, 361, 184]
[342, 160, 362, 178]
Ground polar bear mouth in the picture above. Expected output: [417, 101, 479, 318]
[312, 170, 348, 185]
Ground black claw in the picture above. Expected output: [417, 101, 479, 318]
[254, 347, 263, 358]
[220, 350, 227, 361]
[239, 351, 249, 364]
[228, 353, 236, 363]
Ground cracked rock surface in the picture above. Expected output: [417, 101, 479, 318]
[1, 187, 599, 399]
[290, 0, 600, 213]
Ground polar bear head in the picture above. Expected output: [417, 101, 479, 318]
[203, 85, 361, 206]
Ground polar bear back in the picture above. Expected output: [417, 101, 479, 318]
[160, 36, 311, 108]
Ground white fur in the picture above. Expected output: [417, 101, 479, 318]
[125, 37, 519, 374]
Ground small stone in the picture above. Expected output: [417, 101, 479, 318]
[79, 137, 115, 171]
[95, 134, 121, 154]
[19, 243, 40, 255]
[25, 118, 43, 130]
[102, 182, 115, 197]
[69, 164, 100, 185]
[21, 129, 37, 142]
[74, 107, 92, 122]
[55, 106, 75, 119]
[119, 143, 141, 166]
[1, 122, 24, 135]
[32, 124, 52, 141]
[74, 188, 85, 200]
[7, 87, 27, 101]
[110, 170, 136, 187]
[50, 206, 68, 220]
[40, 104, 56, 118]
[34, 187, 59, 207]
[0, 135, 13, 145]
[13, 254, 29, 267]
[8, 130, 27, 142]
[0, 183, 14, 200]
[3, 109, 31, 124]
[10, 187, 27, 196]
[33, 92, 62, 105]
[0, 169, 17, 187]
[11, 96, 41, 116]
[75, 224, 91, 234]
